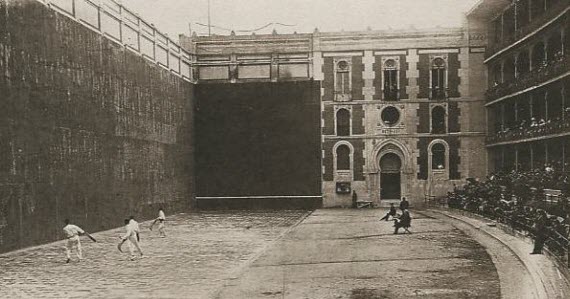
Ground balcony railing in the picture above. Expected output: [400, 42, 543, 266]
[486, 52, 570, 102]
[37, 0, 193, 81]
[487, 116, 570, 144]
[488, 0, 570, 57]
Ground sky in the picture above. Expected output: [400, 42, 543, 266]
[120, 0, 480, 39]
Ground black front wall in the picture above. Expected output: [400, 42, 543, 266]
[195, 81, 322, 197]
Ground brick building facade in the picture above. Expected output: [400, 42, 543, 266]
[182, 24, 488, 207]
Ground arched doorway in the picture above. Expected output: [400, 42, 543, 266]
[380, 153, 402, 199]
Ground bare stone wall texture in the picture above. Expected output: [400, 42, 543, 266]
[0, 0, 195, 252]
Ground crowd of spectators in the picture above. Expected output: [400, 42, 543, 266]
[446, 167, 569, 257]
[489, 112, 570, 143]
[486, 51, 569, 101]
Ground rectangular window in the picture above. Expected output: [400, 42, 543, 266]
[383, 70, 398, 101]
[431, 69, 446, 100]
[336, 72, 350, 94]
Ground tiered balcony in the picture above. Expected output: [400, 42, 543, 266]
[488, 0, 570, 57]
[486, 52, 570, 102]
[487, 116, 570, 145]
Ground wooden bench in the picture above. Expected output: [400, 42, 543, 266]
[357, 201, 373, 208]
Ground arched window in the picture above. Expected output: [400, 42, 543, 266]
[431, 58, 446, 100]
[547, 32, 563, 63]
[517, 0, 529, 28]
[431, 143, 446, 170]
[336, 109, 350, 136]
[532, 42, 546, 70]
[336, 145, 350, 170]
[530, 0, 545, 20]
[503, 57, 515, 82]
[431, 106, 446, 134]
[516, 50, 530, 77]
[547, 83, 563, 121]
[383, 59, 399, 101]
[335, 60, 350, 95]
[492, 63, 502, 86]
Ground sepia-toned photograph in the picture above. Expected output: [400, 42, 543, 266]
[1, 0, 570, 298]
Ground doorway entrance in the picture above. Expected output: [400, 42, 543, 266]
[380, 153, 402, 200]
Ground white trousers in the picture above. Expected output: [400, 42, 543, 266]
[158, 221, 166, 236]
[127, 235, 143, 258]
[65, 236, 82, 260]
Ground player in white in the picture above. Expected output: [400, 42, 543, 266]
[62, 219, 88, 263]
[150, 207, 166, 237]
[129, 216, 140, 241]
[118, 218, 143, 260]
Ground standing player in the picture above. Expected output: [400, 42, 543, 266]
[118, 218, 143, 260]
[150, 207, 166, 237]
[129, 216, 140, 242]
[63, 219, 96, 263]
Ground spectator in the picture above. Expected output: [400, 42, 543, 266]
[394, 209, 411, 234]
[531, 209, 549, 254]
[380, 203, 397, 221]
[399, 197, 409, 212]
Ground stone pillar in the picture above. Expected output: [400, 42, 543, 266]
[407, 49, 419, 100]
[362, 51, 375, 101]
[270, 53, 279, 82]
[458, 47, 469, 98]
[313, 51, 324, 82]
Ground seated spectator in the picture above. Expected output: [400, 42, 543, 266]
[380, 203, 397, 221]
[446, 169, 569, 256]
[530, 117, 538, 127]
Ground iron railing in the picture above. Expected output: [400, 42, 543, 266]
[486, 53, 570, 102]
[37, 0, 193, 81]
[487, 117, 570, 144]
[445, 191, 569, 268]
[487, 0, 570, 58]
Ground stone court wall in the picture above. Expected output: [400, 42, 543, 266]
[0, 0, 195, 252]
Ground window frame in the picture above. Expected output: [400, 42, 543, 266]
[334, 58, 352, 100]
[335, 106, 352, 136]
[430, 104, 447, 134]
[428, 140, 450, 178]
[429, 55, 448, 100]
[381, 57, 400, 101]
[333, 141, 355, 181]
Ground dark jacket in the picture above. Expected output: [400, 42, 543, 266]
[399, 200, 409, 211]
[397, 211, 411, 227]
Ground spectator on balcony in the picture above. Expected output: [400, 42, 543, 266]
[545, 164, 554, 173]
[530, 117, 538, 127]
